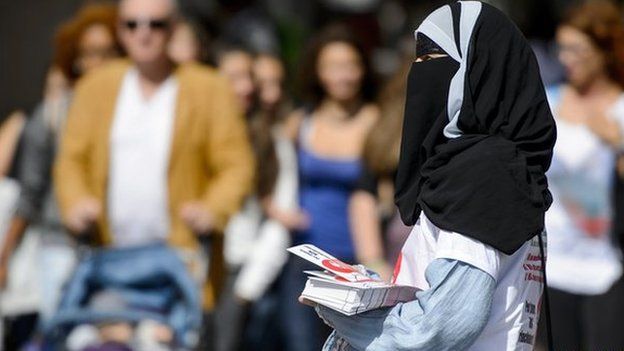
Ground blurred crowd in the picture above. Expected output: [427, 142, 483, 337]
[2, 0, 624, 350]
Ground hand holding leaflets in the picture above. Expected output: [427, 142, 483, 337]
[288, 244, 419, 315]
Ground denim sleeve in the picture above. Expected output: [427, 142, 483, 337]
[316, 258, 496, 351]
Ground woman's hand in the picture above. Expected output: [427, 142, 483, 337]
[362, 259, 393, 282]
[263, 197, 310, 231]
[272, 208, 310, 231]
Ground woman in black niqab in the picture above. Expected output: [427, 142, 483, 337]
[310, 2, 555, 350]
[395, 1, 556, 255]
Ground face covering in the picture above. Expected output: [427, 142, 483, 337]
[402, 33, 459, 157]
[394, 34, 458, 224]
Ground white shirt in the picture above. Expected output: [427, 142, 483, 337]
[544, 86, 623, 295]
[395, 212, 544, 350]
[108, 68, 178, 247]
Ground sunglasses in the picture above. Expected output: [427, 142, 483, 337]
[121, 18, 171, 31]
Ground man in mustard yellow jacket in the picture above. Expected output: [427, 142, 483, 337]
[54, 0, 254, 309]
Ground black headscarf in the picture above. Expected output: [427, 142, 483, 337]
[394, 1, 556, 255]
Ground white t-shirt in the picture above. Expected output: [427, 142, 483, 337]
[394, 212, 544, 350]
[544, 86, 623, 295]
[108, 68, 178, 247]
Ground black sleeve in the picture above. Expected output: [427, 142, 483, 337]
[356, 167, 379, 197]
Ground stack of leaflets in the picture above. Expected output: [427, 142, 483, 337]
[288, 244, 419, 316]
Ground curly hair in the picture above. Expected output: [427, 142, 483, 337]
[52, 2, 121, 83]
[562, 0, 624, 87]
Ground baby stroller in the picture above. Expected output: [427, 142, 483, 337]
[42, 243, 202, 351]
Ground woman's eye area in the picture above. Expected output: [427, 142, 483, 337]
[415, 53, 449, 62]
